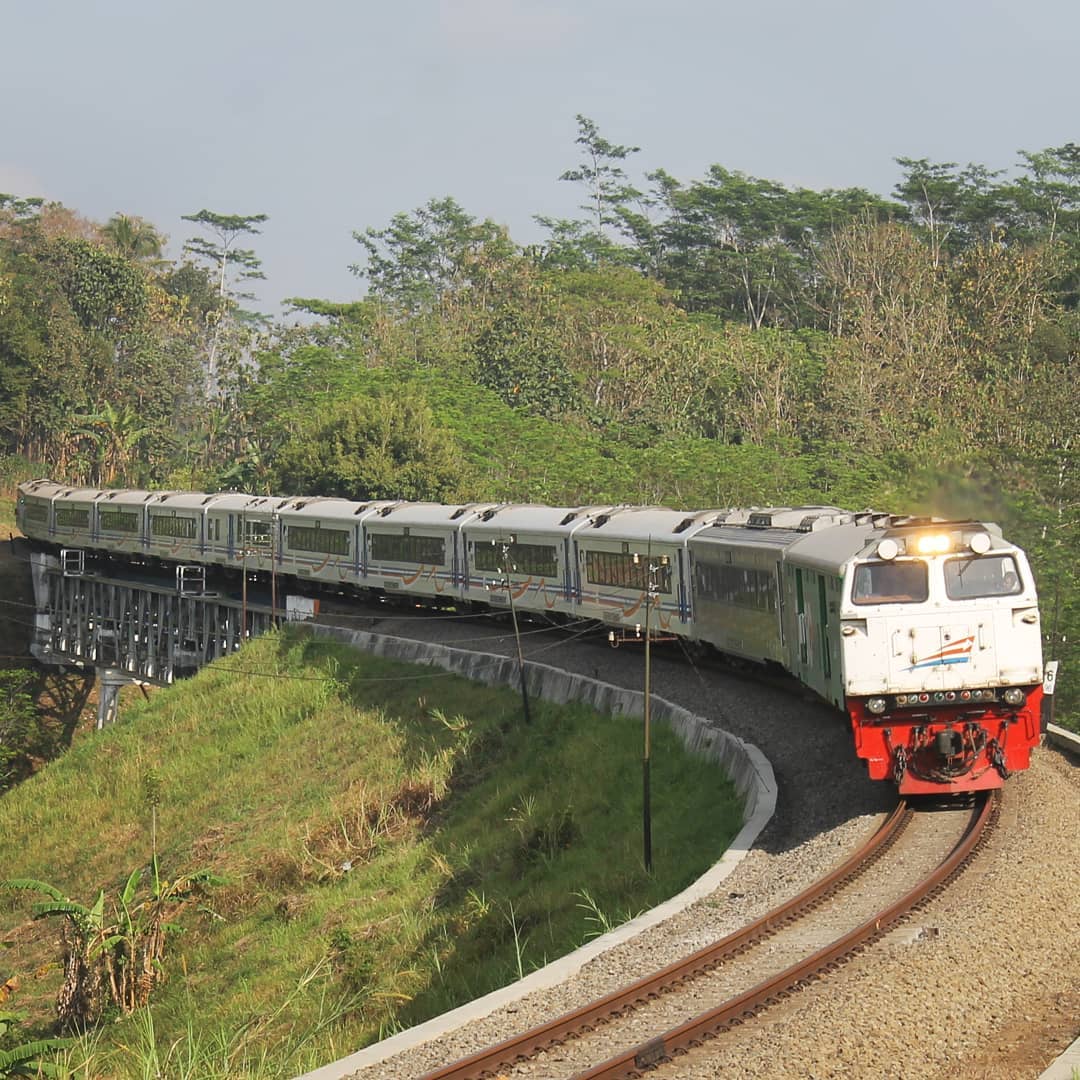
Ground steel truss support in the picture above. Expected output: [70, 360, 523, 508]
[30, 552, 273, 687]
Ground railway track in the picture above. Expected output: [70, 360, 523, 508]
[420, 792, 997, 1080]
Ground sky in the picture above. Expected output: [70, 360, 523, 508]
[2, 0, 1076, 315]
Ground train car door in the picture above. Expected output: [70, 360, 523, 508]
[775, 560, 786, 647]
[790, 565, 843, 705]
[677, 549, 689, 623]
[818, 576, 831, 682]
[790, 565, 823, 695]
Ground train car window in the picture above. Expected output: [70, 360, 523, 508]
[475, 542, 557, 578]
[99, 510, 140, 532]
[695, 562, 776, 613]
[369, 532, 446, 565]
[23, 502, 48, 523]
[150, 515, 198, 539]
[244, 520, 272, 548]
[944, 555, 1022, 599]
[286, 525, 350, 556]
[851, 561, 929, 605]
[584, 550, 673, 594]
[55, 508, 90, 528]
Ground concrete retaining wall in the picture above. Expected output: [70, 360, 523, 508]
[1046, 721, 1080, 758]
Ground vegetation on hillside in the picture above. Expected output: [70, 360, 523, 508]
[0, 631, 741, 1075]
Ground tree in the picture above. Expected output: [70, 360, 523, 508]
[181, 209, 267, 304]
[101, 214, 165, 264]
[653, 167, 893, 329]
[181, 209, 269, 395]
[274, 392, 467, 502]
[0, 1011, 70, 1077]
[350, 197, 516, 314]
[46, 237, 149, 335]
[559, 114, 641, 238]
[893, 157, 1008, 265]
[1010, 143, 1080, 308]
[816, 216, 956, 446]
[537, 115, 644, 266]
[70, 402, 152, 486]
[471, 306, 575, 417]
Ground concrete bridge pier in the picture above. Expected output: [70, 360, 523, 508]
[96, 667, 131, 729]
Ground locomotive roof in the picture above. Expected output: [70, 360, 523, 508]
[785, 523, 881, 571]
[691, 506, 860, 554]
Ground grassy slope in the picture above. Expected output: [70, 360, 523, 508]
[0, 628, 742, 1076]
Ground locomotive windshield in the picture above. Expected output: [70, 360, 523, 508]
[944, 554, 1022, 599]
[852, 560, 929, 605]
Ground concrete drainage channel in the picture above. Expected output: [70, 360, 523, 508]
[301, 624, 778, 1080]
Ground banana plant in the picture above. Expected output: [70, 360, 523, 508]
[0, 1010, 71, 1077]
[1, 865, 222, 1030]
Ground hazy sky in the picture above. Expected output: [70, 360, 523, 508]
[2, 0, 1076, 313]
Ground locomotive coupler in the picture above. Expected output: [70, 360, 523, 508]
[935, 726, 963, 759]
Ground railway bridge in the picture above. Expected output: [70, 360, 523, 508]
[25, 549, 310, 728]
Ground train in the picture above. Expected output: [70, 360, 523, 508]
[17, 478, 1047, 796]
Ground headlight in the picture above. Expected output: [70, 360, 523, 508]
[916, 533, 951, 555]
[867, 697, 887, 715]
[969, 531, 991, 554]
[876, 539, 899, 561]
[1003, 688, 1025, 706]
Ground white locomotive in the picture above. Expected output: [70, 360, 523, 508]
[17, 480, 1045, 794]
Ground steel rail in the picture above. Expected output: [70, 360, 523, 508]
[578, 790, 997, 1079]
[419, 798, 911, 1080]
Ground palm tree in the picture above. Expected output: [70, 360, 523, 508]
[72, 403, 151, 486]
[102, 214, 165, 265]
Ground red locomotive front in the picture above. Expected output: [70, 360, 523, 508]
[838, 525, 1044, 795]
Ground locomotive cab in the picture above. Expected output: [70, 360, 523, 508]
[838, 522, 1043, 795]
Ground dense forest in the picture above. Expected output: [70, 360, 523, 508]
[1, 121, 1076, 720]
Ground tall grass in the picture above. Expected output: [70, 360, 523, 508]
[0, 627, 743, 1076]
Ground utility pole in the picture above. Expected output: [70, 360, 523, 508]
[498, 538, 531, 725]
[635, 545, 668, 874]
[270, 512, 279, 628]
[241, 543, 249, 642]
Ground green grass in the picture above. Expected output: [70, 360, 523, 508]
[0, 626, 743, 1077]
